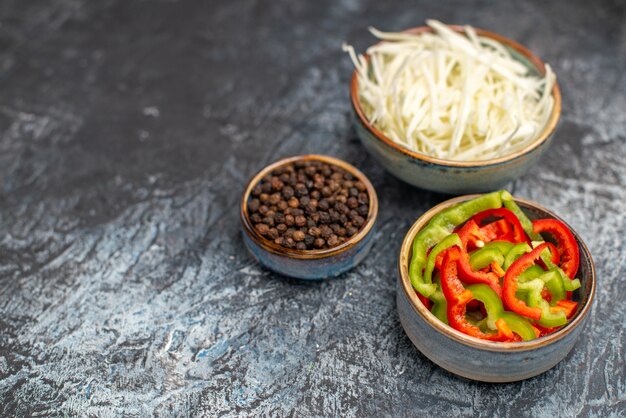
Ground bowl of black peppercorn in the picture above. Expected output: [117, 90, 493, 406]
[240, 154, 378, 279]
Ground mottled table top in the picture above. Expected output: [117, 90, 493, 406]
[0, 0, 624, 416]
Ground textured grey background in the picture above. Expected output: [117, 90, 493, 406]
[0, 0, 624, 416]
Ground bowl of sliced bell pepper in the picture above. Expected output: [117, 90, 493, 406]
[397, 190, 595, 382]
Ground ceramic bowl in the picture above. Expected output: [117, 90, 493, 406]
[240, 154, 378, 280]
[397, 195, 595, 382]
[350, 25, 562, 194]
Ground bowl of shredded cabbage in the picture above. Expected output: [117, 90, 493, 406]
[344, 20, 561, 193]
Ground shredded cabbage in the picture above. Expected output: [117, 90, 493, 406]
[343, 20, 556, 161]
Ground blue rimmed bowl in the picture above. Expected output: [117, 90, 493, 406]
[350, 25, 562, 194]
[397, 195, 595, 382]
[240, 154, 378, 280]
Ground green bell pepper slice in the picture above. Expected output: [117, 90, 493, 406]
[503, 243, 532, 269]
[469, 247, 505, 271]
[537, 299, 568, 327]
[500, 312, 537, 341]
[542, 258, 581, 292]
[517, 265, 546, 282]
[541, 271, 566, 305]
[479, 240, 515, 255]
[430, 290, 448, 325]
[430, 273, 447, 324]
[424, 234, 462, 287]
[467, 284, 503, 330]
[467, 284, 536, 340]
[533, 242, 582, 291]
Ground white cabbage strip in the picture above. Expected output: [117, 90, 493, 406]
[343, 20, 556, 162]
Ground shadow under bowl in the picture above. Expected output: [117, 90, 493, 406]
[350, 25, 562, 194]
[240, 154, 378, 280]
[397, 195, 595, 382]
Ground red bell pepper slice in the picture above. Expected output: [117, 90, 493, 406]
[534, 323, 558, 337]
[480, 219, 513, 242]
[440, 247, 507, 341]
[457, 220, 503, 296]
[471, 208, 528, 243]
[532, 219, 580, 279]
[503, 242, 558, 320]
[555, 299, 578, 318]
[455, 219, 485, 250]
[416, 292, 432, 309]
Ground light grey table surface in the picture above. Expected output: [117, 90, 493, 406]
[0, 0, 624, 416]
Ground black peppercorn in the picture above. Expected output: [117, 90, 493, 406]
[249, 198, 260, 212]
[255, 224, 269, 235]
[319, 211, 331, 224]
[282, 186, 294, 199]
[308, 227, 321, 237]
[294, 183, 308, 197]
[288, 197, 299, 208]
[293, 230, 305, 242]
[295, 215, 307, 227]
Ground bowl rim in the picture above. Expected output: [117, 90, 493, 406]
[350, 24, 563, 167]
[240, 154, 379, 259]
[398, 194, 596, 352]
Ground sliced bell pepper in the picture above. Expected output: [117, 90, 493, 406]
[517, 271, 566, 308]
[457, 219, 488, 251]
[469, 246, 505, 271]
[516, 277, 567, 327]
[534, 243, 581, 291]
[517, 264, 545, 283]
[494, 318, 517, 340]
[440, 248, 506, 341]
[555, 299, 578, 318]
[457, 220, 502, 296]
[416, 293, 432, 309]
[490, 261, 506, 277]
[500, 312, 537, 341]
[532, 219, 580, 279]
[470, 208, 528, 243]
[409, 191, 502, 297]
[540, 271, 566, 306]
[503, 243, 532, 270]
[466, 283, 502, 330]
[479, 240, 515, 255]
[480, 219, 514, 242]
[467, 284, 536, 341]
[500, 190, 542, 241]
[423, 234, 462, 286]
[503, 242, 557, 320]
[534, 323, 559, 337]
[538, 302, 568, 328]
[430, 290, 448, 324]
[516, 277, 543, 305]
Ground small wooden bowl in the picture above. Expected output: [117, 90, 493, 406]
[350, 25, 562, 194]
[397, 195, 595, 382]
[240, 155, 378, 279]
